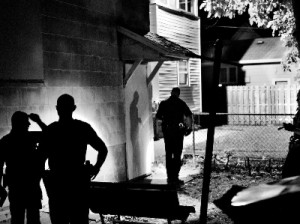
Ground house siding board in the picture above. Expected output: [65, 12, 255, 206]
[158, 20, 200, 38]
[156, 9, 200, 50]
[149, 4, 158, 33]
[242, 64, 292, 86]
[153, 5, 201, 112]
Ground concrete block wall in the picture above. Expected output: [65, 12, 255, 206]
[40, 0, 126, 182]
[0, 0, 128, 182]
[0, 85, 127, 181]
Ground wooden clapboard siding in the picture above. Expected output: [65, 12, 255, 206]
[0, 206, 10, 222]
[156, 8, 200, 53]
[227, 85, 299, 125]
[150, 4, 158, 33]
[150, 4, 201, 112]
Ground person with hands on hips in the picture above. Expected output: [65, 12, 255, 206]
[38, 94, 108, 224]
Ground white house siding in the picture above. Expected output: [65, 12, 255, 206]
[150, 4, 202, 113]
[242, 64, 295, 86]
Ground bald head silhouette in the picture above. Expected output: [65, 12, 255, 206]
[56, 94, 76, 121]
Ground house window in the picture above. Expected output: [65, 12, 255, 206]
[177, 60, 190, 86]
[219, 67, 238, 84]
[178, 0, 192, 12]
[275, 81, 288, 85]
[273, 78, 290, 85]
[154, 0, 168, 5]
[220, 68, 227, 83]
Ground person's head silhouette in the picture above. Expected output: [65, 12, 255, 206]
[171, 87, 180, 97]
[56, 94, 76, 121]
[11, 111, 30, 133]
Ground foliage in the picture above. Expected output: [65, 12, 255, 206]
[200, 0, 299, 73]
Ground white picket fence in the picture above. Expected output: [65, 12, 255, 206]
[227, 85, 299, 125]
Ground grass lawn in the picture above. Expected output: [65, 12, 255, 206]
[183, 125, 292, 159]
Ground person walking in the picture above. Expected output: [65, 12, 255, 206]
[0, 111, 46, 224]
[39, 94, 108, 224]
[156, 87, 192, 184]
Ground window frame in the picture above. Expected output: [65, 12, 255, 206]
[219, 66, 238, 85]
[272, 78, 290, 85]
[177, 0, 192, 13]
[177, 60, 190, 87]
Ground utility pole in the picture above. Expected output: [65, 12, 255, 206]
[199, 39, 223, 224]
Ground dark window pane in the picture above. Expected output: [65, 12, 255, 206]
[275, 81, 288, 85]
[220, 68, 227, 83]
[179, 0, 186, 10]
[229, 67, 237, 83]
[179, 73, 188, 85]
[178, 60, 189, 85]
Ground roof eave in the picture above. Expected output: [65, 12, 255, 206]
[239, 58, 282, 65]
[117, 26, 201, 62]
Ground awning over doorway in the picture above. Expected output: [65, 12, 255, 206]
[117, 26, 201, 63]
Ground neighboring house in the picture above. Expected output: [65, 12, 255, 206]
[0, 0, 200, 183]
[202, 35, 296, 113]
[237, 37, 295, 86]
[149, 0, 202, 113]
[202, 22, 297, 86]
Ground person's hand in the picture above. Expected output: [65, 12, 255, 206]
[89, 165, 100, 180]
[29, 113, 42, 123]
[85, 161, 100, 180]
[283, 123, 295, 132]
[185, 127, 192, 136]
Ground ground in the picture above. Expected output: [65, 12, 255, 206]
[0, 156, 282, 224]
[150, 155, 283, 224]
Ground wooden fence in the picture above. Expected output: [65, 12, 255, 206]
[226, 85, 299, 125]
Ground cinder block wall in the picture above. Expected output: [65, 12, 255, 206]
[0, 0, 127, 182]
[41, 0, 126, 181]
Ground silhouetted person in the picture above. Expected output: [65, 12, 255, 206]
[39, 94, 108, 224]
[156, 87, 192, 184]
[0, 111, 45, 224]
[282, 89, 300, 178]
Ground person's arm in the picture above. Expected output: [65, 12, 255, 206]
[0, 162, 3, 187]
[88, 127, 108, 180]
[29, 113, 47, 131]
[184, 103, 193, 128]
[281, 122, 300, 135]
[0, 140, 5, 187]
[155, 101, 164, 121]
[0, 159, 7, 207]
[36, 126, 51, 177]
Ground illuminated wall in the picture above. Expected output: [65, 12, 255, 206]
[125, 64, 155, 180]
[0, 0, 127, 182]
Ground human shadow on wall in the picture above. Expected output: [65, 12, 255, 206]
[130, 91, 142, 175]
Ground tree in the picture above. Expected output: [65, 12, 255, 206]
[200, 0, 300, 73]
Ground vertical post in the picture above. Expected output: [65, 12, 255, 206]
[199, 39, 223, 224]
[192, 115, 196, 164]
